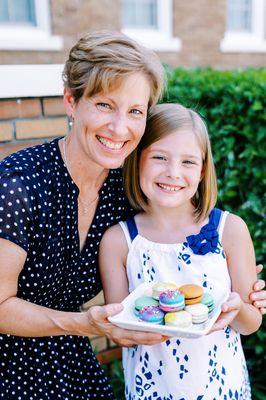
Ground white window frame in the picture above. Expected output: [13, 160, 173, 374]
[122, 0, 181, 52]
[220, 0, 266, 52]
[0, 64, 64, 98]
[0, 0, 63, 51]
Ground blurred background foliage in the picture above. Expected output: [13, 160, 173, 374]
[106, 67, 266, 399]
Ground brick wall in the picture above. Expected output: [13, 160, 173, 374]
[0, 97, 67, 159]
[0, 0, 265, 68]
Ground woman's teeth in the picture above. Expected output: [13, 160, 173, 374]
[158, 183, 180, 192]
[97, 136, 124, 150]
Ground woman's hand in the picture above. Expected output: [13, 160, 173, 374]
[209, 292, 242, 333]
[250, 264, 266, 315]
[85, 303, 168, 347]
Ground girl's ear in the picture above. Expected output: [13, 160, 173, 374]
[63, 87, 75, 117]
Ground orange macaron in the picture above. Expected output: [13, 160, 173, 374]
[179, 284, 203, 305]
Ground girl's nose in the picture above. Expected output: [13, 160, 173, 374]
[166, 162, 181, 179]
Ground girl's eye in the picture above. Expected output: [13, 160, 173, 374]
[97, 102, 111, 110]
[152, 155, 167, 161]
[183, 160, 196, 165]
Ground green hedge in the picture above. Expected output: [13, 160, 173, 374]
[164, 67, 265, 400]
[107, 68, 266, 399]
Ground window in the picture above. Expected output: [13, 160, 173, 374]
[122, 0, 181, 51]
[0, 0, 36, 25]
[0, 0, 62, 50]
[221, 0, 266, 52]
[226, 0, 252, 31]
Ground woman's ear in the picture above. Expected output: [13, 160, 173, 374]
[63, 87, 75, 117]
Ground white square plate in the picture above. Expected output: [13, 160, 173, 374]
[108, 283, 228, 338]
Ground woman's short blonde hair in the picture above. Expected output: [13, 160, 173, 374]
[62, 30, 165, 106]
[123, 103, 217, 221]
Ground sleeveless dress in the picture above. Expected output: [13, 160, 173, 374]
[119, 209, 252, 400]
[0, 138, 132, 400]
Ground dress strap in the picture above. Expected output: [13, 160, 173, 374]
[126, 217, 138, 241]
[209, 207, 222, 229]
[118, 218, 139, 249]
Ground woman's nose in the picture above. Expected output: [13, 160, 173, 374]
[109, 113, 128, 137]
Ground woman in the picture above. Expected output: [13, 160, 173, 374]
[0, 31, 265, 400]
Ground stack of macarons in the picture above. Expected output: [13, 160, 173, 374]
[134, 282, 214, 328]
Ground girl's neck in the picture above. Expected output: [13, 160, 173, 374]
[136, 203, 206, 244]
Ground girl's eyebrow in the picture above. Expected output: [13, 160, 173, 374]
[149, 149, 201, 160]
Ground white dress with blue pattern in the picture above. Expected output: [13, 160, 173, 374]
[119, 209, 251, 400]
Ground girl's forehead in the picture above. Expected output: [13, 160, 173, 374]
[148, 129, 200, 150]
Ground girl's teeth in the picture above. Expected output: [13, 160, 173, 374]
[97, 136, 124, 150]
[158, 183, 180, 192]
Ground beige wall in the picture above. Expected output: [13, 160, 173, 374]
[0, 0, 265, 68]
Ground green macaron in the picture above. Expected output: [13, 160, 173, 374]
[134, 296, 159, 317]
[201, 293, 214, 313]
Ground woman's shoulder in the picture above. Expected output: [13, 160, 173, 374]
[0, 138, 60, 177]
[0, 139, 62, 202]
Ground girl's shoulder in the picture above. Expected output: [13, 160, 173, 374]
[222, 212, 250, 247]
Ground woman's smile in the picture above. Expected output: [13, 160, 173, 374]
[96, 135, 126, 151]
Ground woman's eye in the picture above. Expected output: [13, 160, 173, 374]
[130, 109, 142, 115]
[97, 102, 111, 110]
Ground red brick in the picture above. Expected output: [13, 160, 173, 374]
[16, 117, 68, 139]
[0, 140, 45, 160]
[0, 122, 14, 142]
[43, 97, 66, 116]
[0, 99, 42, 119]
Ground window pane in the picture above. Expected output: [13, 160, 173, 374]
[0, 0, 36, 25]
[227, 0, 252, 31]
[122, 0, 157, 29]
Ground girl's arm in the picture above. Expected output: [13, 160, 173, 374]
[222, 214, 262, 335]
[0, 238, 164, 346]
[99, 224, 130, 304]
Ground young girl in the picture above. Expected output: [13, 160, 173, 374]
[99, 103, 262, 399]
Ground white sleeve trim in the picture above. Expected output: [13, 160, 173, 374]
[218, 211, 230, 238]
[118, 221, 132, 250]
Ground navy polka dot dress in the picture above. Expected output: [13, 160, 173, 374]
[0, 138, 132, 399]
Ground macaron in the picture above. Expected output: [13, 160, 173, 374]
[152, 282, 178, 300]
[201, 293, 214, 313]
[165, 311, 192, 328]
[159, 290, 185, 312]
[134, 296, 159, 317]
[179, 284, 204, 305]
[185, 303, 209, 324]
[138, 305, 165, 325]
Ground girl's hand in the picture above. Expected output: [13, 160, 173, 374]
[86, 303, 168, 347]
[250, 264, 266, 315]
[209, 292, 242, 333]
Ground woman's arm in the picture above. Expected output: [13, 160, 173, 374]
[0, 238, 164, 346]
[221, 214, 262, 335]
[250, 264, 266, 314]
